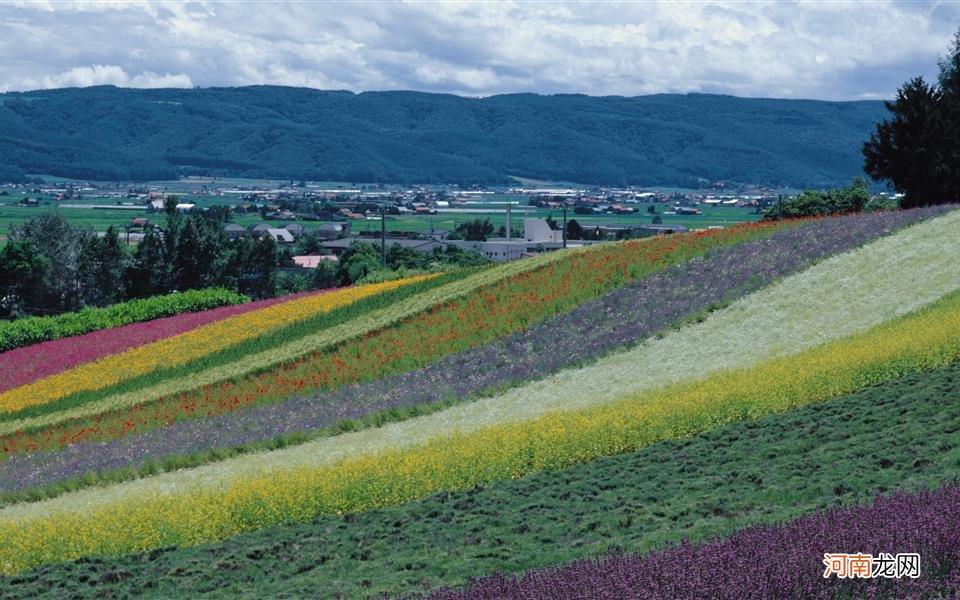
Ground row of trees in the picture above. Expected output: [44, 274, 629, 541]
[761, 178, 893, 220]
[329, 241, 489, 288]
[444, 218, 524, 241]
[444, 216, 610, 242]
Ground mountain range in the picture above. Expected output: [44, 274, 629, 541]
[0, 86, 888, 187]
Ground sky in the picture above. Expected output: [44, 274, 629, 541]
[0, 1, 958, 100]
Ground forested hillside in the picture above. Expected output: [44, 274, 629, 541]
[0, 86, 886, 186]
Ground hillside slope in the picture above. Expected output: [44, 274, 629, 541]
[0, 209, 958, 596]
[0, 86, 885, 186]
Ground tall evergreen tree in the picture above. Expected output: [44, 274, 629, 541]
[938, 30, 960, 197]
[126, 229, 167, 298]
[251, 235, 278, 298]
[864, 29, 960, 207]
[0, 240, 50, 317]
[161, 196, 184, 290]
[172, 218, 202, 290]
[566, 219, 584, 240]
[78, 226, 128, 305]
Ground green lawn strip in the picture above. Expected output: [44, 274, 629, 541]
[4, 360, 958, 599]
[0, 268, 475, 425]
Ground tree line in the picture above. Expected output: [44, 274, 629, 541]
[761, 178, 895, 220]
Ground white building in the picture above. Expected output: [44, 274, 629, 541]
[524, 218, 564, 243]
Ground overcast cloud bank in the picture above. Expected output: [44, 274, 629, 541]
[0, 1, 958, 99]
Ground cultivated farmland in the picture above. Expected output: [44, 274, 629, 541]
[0, 206, 958, 598]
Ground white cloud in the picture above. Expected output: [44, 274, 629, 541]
[41, 65, 129, 88]
[0, 1, 956, 99]
[29, 65, 192, 89]
[127, 71, 193, 88]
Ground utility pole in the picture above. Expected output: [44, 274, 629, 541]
[505, 202, 512, 241]
[380, 206, 387, 268]
[562, 205, 568, 249]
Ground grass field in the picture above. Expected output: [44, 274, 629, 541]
[2, 360, 955, 598]
[0, 205, 146, 238]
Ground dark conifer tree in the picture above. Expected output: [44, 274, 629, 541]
[864, 30, 960, 207]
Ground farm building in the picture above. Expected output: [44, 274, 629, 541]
[223, 223, 246, 239]
[317, 222, 350, 239]
[263, 228, 295, 244]
[284, 223, 306, 238]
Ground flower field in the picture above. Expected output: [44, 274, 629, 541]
[0, 288, 321, 394]
[1, 206, 958, 598]
[0, 287, 249, 354]
[0, 275, 436, 415]
[0, 219, 788, 453]
[0, 206, 945, 497]
[0, 289, 958, 572]
[5, 352, 956, 597]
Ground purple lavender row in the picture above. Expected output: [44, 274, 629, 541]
[1, 206, 952, 495]
[423, 484, 960, 600]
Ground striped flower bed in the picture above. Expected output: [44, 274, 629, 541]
[0, 287, 249, 354]
[0, 275, 437, 416]
[0, 288, 322, 394]
[0, 220, 790, 455]
[4, 353, 957, 598]
[0, 274, 958, 574]
[0, 206, 946, 496]
[427, 484, 960, 599]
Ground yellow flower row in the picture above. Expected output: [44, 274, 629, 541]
[2, 289, 959, 574]
[0, 275, 435, 415]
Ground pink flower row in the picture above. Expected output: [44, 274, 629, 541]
[0, 288, 330, 394]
